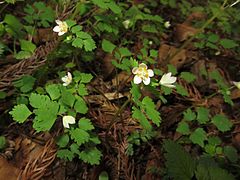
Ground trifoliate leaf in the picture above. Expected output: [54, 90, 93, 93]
[9, 104, 32, 123]
[183, 108, 196, 121]
[79, 147, 102, 165]
[163, 140, 196, 180]
[29, 93, 50, 109]
[57, 149, 74, 161]
[102, 39, 116, 53]
[223, 146, 238, 163]
[56, 134, 69, 148]
[46, 84, 60, 100]
[78, 83, 88, 96]
[132, 106, 152, 130]
[176, 121, 190, 135]
[196, 107, 209, 124]
[180, 72, 196, 83]
[74, 98, 88, 114]
[211, 114, 232, 132]
[189, 128, 207, 147]
[142, 96, 161, 126]
[78, 118, 94, 131]
[70, 128, 90, 146]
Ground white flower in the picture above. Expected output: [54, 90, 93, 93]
[149, 41, 153, 45]
[132, 63, 154, 85]
[159, 72, 177, 88]
[164, 21, 171, 28]
[122, 19, 131, 29]
[233, 81, 240, 89]
[53, 20, 68, 36]
[62, 115, 76, 128]
[61, 72, 72, 86]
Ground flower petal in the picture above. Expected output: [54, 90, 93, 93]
[163, 84, 176, 88]
[58, 31, 65, 36]
[133, 75, 142, 84]
[67, 72, 72, 81]
[233, 81, 240, 89]
[63, 116, 75, 128]
[53, 26, 60, 32]
[55, 20, 61, 25]
[132, 67, 139, 74]
[61, 76, 67, 82]
[139, 63, 147, 69]
[147, 69, 154, 77]
[143, 77, 150, 85]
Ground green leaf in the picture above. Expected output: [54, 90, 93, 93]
[132, 106, 152, 130]
[78, 84, 88, 96]
[72, 38, 84, 48]
[180, 72, 196, 83]
[70, 128, 90, 146]
[56, 134, 69, 148]
[71, 25, 82, 33]
[9, 104, 32, 123]
[189, 128, 207, 147]
[208, 34, 219, 43]
[223, 146, 238, 163]
[4, 14, 23, 32]
[13, 75, 36, 93]
[196, 107, 209, 124]
[208, 136, 221, 146]
[70, 143, 81, 155]
[79, 147, 102, 165]
[176, 84, 189, 96]
[29, 93, 50, 109]
[108, 1, 121, 14]
[65, 20, 77, 28]
[99, 171, 109, 180]
[195, 157, 235, 180]
[80, 73, 93, 83]
[46, 84, 60, 100]
[163, 140, 196, 180]
[78, 118, 94, 131]
[0, 91, 7, 99]
[20, 39, 36, 53]
[74, 98, 88, 114]
[102, 39, 116, 53]
[0, 136, 6, 150]
[142, 96, 161, 126]
[15, 50, 32, 59]
[177, 121, 190, 135]
[220, 39, 238, 49]
[33, 101, 59, 131]
[57, 149, 74, 161]
[118, 47, 132, 57]
[131, 83, 141, 102]
[61, 90, 75, 107]
[183, 108, 196, 121]
[167, 64, 177, 75]
[83, 38, 96, 51]
[92, 0, 108, 9]
[212, 114, 232, 132]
